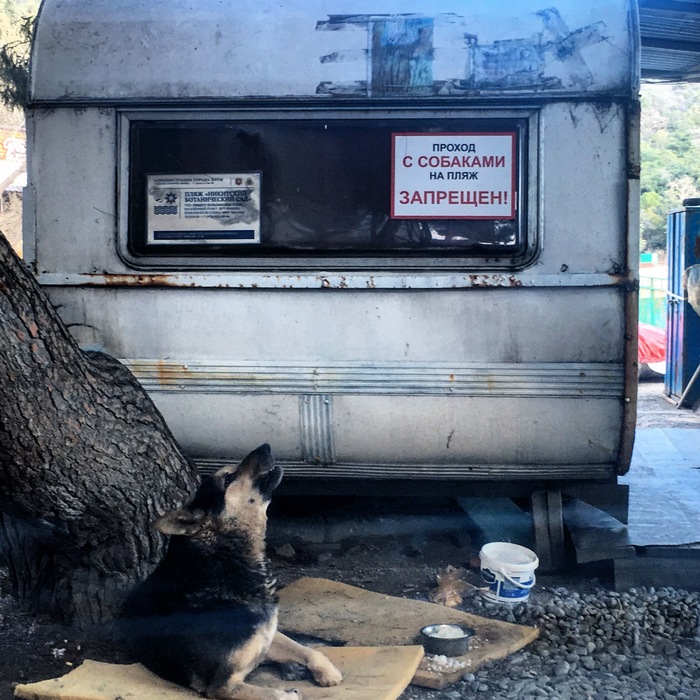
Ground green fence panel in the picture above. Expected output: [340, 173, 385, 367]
[639, 278, 667, 328]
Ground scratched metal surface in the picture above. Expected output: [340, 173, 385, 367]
[24, 1, 639, 484]
[29, 0, 636, 102]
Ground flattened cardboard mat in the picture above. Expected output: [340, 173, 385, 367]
[15, 647, 424, 700]
[278, 577, 539, 689]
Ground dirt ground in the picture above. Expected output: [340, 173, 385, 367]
[0, 376, 695, 699]
[0, 515, 601, 700]
[636, 372, 700, 429]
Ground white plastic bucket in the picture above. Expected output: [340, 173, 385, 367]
[479, 542, 539, 603]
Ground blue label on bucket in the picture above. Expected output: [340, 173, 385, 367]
[481, 567, 534, 601]
[496, 578, 533, 598]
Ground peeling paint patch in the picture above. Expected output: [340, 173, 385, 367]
[371, 17, 434, 95]
[320, 49, 368, 63]
[316, 9, 609, 96]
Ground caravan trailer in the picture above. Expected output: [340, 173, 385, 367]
[25, 1, 640, 536]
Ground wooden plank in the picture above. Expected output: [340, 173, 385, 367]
[547, 490, 565, 568]
[456, 496, 534, 549]
[532, 490, 565, 571]
[278, 577, 539, 690]
[531, 490, 552, 570]
[562, 483, 629, 524]
[251, 645, 424, 699]
[562, 498, 634, 564]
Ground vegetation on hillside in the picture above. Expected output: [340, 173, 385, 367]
[0, 0, 38, 116]
[641, 83, 700, 252]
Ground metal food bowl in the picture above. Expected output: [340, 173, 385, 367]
[419, 624, 475, 657]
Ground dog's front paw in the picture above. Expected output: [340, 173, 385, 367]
[308, 653, 343, 687]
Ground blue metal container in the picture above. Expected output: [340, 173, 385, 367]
[665, 199, 700, 406]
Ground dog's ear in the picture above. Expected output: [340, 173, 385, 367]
[154, 508, 207, 536]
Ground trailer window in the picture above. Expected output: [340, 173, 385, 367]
[126, 117, 529, 264]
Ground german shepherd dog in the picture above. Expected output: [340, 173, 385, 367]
[122, 444, 342, 699]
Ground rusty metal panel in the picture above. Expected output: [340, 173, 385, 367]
[25, 2, 639, 486]
[42, 285, 629, 475]
[148, 392, 622, 469]
[44, 287, 626, 365]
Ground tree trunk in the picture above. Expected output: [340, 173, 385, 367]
[0, 232, 200, 624]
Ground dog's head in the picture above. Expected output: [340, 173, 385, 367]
[154, 444, 282, 538]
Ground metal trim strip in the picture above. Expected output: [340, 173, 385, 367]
[120, 359, 624, 397]
[194, 458, 614, 481]
[40, 271, 628, 289]
[300, 394, 336, 464]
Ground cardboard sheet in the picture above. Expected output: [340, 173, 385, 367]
[14, 646, 424, 700]
[278, 577, 539, 689]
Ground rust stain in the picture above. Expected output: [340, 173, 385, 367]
[485, 373, 496, 392]
[78, 274, 187, 287]
[132, 361, 271, 390]
[608, 274, 637, 290]
[155, 359, 171, 386]
[467, 274, 523, 287]
[148, 360, 193, 387]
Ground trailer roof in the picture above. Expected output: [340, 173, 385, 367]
[29, 0, 637, 104]
[640, 0, 700, 81]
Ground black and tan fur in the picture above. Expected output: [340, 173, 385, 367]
[122, 443, 342, 700]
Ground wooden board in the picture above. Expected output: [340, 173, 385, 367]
[278, 577, 539, 690]
[15, 647, 424, 700]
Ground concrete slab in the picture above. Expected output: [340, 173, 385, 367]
[623, 428, 700, 547]
[613, 416, 700, 590]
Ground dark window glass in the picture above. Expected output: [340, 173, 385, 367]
[128, 118, 527, 259]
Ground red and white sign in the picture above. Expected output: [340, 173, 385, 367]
[391, 133, 516, 219]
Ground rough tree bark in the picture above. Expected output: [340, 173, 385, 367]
[0, 232, 200, 624]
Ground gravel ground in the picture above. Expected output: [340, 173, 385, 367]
[402, 583, 700, 700]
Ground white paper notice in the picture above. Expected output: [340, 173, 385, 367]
[146, 173, 261, 245]
[391, 133, 516, 220]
